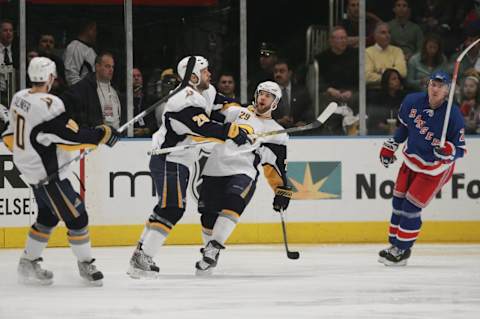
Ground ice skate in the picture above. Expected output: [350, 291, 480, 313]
[195, 240, 224, 276]
[377, 245, 394, 264]
[127, 248, 160, 279]
[78, 259, 104, 286]
[383, 247, 411, 266]
[18, 257, 53, 286]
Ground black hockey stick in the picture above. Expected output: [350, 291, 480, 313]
[279, 210, 300, 260]
[148, 102, 339, 155]
[36, 56, 196, 186]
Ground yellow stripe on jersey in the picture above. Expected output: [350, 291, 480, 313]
[58, 144, 97, 151]
[227, 122, 240, 138]
[191, 136, 224, 144]
[2, 134, 13, 152]
[238, 124, 254, 135]
[66, 119, 79, 133]
[221, 102, 241, 111]
[263, 164, 283, 191]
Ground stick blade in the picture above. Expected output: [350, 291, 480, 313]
[316, 102, 338, 124]
[287, 251, 300, 260]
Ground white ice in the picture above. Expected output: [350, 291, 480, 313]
[0, 244, 479, 319]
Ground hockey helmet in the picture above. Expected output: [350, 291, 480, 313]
[28, 57, 57, 83]
[429, 70, 451, 85]
[177, 55, 209, 83]
[254, 81, 282, 111]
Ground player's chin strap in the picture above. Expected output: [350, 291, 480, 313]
[148, 102, 339, 156]
[34, 56, 197, 187]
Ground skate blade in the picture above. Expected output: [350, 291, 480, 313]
[18, 275, 53, 286]
[127, 266, 159, 279]
[81, 277, 103, 287]
[195, 267, 213, 276]
[377, 256, 387, 264]
[383, 259, 408, 267]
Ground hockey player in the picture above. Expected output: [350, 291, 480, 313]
[1, 57, 119, 285]
[195, 81, 293, 275]
[127, 56, 250, 278]
[378, 70, 466, 266]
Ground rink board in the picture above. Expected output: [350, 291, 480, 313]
[1, 137, 479, 247]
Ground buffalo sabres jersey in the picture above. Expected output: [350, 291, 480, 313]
[152, 86, 231, 168]
[2, 89, 102, 184]
[203, 105, 289, 190]
[394, 92, 466, 176]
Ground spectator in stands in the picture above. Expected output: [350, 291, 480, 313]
[388, 0, 423, 60]
[407, 34, 448, 91]
[272, 59, 312, 128]
[64, 20, 97, 86]
[449, 24, 480, 81]
[154, 68, 181, 127]
[216, 72, 237, 99]
[37, 33, 66, 95]
[248, 42, 277, 99]
[458, 75, 480, 134]
[0, 19, 17, 106]
[315, 26, 359, 112]
[61, 52, 125, 129]
[341, 0, 382, 48]
[368, 68, 407, 135]
[366, 22, 406, 89]
[132, 67, 156, 137]
[0, 20, 16, 67]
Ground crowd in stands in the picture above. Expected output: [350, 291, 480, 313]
[2, 0, 480, 137]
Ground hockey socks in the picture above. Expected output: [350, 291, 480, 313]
[212, 213, 238, 245]
[23, 223, 53, 260]
[67, 227, 94, 262]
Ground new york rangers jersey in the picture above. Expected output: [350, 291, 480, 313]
[203, 105, 288, 189]
[395, 92, 466, 176]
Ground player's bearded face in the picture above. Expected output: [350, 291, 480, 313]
[197, 68, 211, 91]
[255, 91, 275, 115]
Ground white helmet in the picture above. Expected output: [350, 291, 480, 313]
[254, 81, 282, 110]
[177, 55, 209, 84]
[28, 57, 57, 83]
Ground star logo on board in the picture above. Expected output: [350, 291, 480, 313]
[287, 162, 341, 200]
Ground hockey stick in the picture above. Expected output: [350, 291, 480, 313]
[440, 38, 480, 147]
[36, 56, 196, 186]
[148, 101, 339, 155]
[279, 210, 300, 260]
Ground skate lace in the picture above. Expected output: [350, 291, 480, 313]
[31, 258, 48, 275]
[204, 245, 220, 260]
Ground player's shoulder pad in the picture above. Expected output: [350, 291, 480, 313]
[166, 87, 208, 112]
[403, 92, 427, 106]
[45, 93, 66, 116]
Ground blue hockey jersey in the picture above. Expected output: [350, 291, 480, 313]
[393, 92, 466, 176]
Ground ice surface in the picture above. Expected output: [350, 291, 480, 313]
[0, 244, 479, 319]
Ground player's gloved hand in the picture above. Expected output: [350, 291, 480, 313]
[273, 185, 293, 212]
[433, 141, 455, 163]
[226, 123, 251, 146]
[96, 125, 120, 147]
[379, 137, 398, 168]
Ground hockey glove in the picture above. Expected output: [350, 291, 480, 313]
[273, 185, 293, 213]
[226, 123, 251, 146]
[379, 137, 399, 168]
[97, 125, 120, 147]
[433, 141, 455, 163]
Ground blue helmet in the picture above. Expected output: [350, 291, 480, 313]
[429, 70, 451, 85]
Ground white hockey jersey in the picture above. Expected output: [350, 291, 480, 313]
[152, 86, 231, 168]
[2, 89, 103, 184]
[203, 105, 289, 189]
